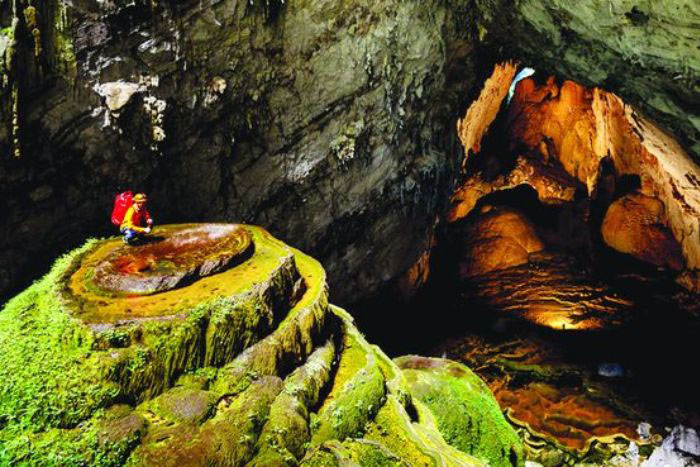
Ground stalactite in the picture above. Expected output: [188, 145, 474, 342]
[11, 81, 20, 158]
[23, 1, 41, 58]
[3, 14, 21, 158]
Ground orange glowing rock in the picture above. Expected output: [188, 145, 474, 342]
[448, 155, 577, 222]
[452, 64, 700, 291]
[462, 252, 635, 330]
[456, 62, 518, 160]
[506, 76, 700, 287]
[602, 193, 684, 271]
[507, 77, 599, 188]
[494, 382, 639, 453]
[457, 206, 544, 278]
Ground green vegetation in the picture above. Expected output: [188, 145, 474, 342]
[0, 225, 523, 465]
[396, 356, 524, 466]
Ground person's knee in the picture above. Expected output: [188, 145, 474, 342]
[123, 229, 139, 244]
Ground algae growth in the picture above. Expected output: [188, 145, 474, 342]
[0, 224, 522, 465]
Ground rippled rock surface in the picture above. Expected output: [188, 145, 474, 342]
[89, 224, 252, 295]
[461, 252, 635, 331]
[0, 224, 522, 466]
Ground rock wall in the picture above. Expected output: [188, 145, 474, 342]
[1, 0, 698, 304]
[475, 0, 700, 161]
[0, 0, 476, 303]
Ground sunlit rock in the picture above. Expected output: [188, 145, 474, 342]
[457, 206, 545, 278]
[456, 62, 518, 161]
[602, 193, 684, 271]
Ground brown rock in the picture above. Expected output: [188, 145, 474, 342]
[602, 193, 684, 271]
[453, 65, 700, 291]
[91, 224, 252, 295]
[458, 207, 544, 278]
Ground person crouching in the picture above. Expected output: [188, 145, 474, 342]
[121, 193, 154, 245]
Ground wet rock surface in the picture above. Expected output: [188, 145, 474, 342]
[433, 328, 700, 466]
[91, 224, 252, 295]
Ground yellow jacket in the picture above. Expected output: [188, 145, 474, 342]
[120, 205, 152, 233]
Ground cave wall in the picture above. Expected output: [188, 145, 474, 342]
[1, 0, 698, 304]
[475, 0, 700, 161]
[0, 0, 476, 302]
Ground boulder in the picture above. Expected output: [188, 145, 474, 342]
[458, 206, 545, 278]
[602, 193, 684, 271]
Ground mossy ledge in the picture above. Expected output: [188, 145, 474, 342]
[0, 223, 523, 466]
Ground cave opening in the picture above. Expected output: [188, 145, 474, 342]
[355, 63, 700, 464]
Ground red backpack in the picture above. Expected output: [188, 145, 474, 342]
[111, 191, 134, 226]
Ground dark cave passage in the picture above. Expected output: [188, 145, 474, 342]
[355, 64, 700, 464]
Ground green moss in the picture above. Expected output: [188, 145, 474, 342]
[0, 241, 117, 431]
[250, 339, 336, 464]
[0, 225, 523, 466]
[310, 322, 386, 446]
[143, 387, 217, 425]
[302, 439, 408, 466]
[52, 0, 77, 81]
[363, 396, 442, 465]
[396, 356, 524, 467]
[129, 376, 283, 466]
[210, 241, 330, 396]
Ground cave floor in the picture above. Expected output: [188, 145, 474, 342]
[355, 250, 700, 466]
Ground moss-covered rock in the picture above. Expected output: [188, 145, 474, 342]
[396, 356, 525, 466]
[0, 224, 521, 465]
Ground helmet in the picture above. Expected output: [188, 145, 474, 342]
[134, 193, 147, 203]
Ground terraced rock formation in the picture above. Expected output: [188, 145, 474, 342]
[0, 224, 522, 466]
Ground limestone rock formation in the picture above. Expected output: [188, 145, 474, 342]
[451, 64, 700, 293]
[0, 224, 522, 466]
[602, 193, 684, 271]
[456, 206, 545, 278]
[507, 77, 700, 288]
[0, 0, 475, 303]
[475, 0, 700, 160]
[460, 251, 636, 331]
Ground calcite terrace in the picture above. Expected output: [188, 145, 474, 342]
[0, 224, 522, 466]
